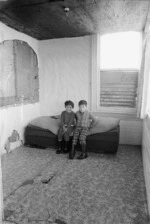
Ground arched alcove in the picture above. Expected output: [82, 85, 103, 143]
[0, 40, 39, 107]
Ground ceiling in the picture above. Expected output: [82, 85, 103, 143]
[0, 0, 150, 40]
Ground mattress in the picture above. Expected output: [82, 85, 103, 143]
[24, 125, 58, 148]
[24, 124, 120, 153]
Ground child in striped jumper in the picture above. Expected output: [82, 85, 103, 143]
[69, 100, 97, 159]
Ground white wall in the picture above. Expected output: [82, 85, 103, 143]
[0, 22, 40, 154]
[39, 36, 91, 115]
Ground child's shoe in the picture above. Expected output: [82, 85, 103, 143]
[77, 153, 88, 159]
[56, 141, 62, 154]
[62, 141, 70, 154]
[56, 148, 61, 154]
[77, 144, 88, 159]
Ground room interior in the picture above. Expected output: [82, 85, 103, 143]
[0, 0, 150, 223]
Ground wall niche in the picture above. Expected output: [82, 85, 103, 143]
[0, 40, 39, 107]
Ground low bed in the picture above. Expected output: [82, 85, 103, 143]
[24, 116, 120, 153]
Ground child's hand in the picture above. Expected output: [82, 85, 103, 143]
[63, 125, 67, 133]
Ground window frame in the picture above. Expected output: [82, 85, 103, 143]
[91, 34, 142, 115]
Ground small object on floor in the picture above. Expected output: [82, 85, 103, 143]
[41, 172, 57, 184]
[41, 179, 50, 184]
[41, 178, 52, 184]
[55, 219, 67, 224]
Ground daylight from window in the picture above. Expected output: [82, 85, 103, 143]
[100, 32, 142, 70]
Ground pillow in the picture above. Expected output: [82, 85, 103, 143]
[29, 116, 60, 135]
[29, 116, 120, 136]
[89, 117, 120, 135]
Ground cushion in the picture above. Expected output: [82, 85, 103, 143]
[29, 116, 60, 135]
[89, 117, 120, 135]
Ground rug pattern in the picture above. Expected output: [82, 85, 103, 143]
[2, 145, 149, 224]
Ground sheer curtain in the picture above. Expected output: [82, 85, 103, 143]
[137, 35, 147, 118]
[138, 31, 150, 118]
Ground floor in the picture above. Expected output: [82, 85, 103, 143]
[2, 145, 149, 224]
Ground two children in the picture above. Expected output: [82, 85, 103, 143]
[57, 100, 96, 160]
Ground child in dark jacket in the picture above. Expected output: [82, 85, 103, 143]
[69, 100, 97, 160]
[56, 100, 75, 154]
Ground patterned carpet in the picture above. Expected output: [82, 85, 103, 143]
[2, 145, 149, 224]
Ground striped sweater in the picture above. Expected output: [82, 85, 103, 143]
[75, 110, 97, 128]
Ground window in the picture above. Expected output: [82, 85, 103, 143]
[98, 32, 142, 113]
[0, 40, 39, 107]
[100, 32, 141, 70]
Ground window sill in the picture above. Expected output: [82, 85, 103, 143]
[97, 106, 137, 114]
[92, 109, 141, 121]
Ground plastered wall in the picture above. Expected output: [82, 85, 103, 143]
[39, 36, 91, 115]
[0, 22, 40, 154]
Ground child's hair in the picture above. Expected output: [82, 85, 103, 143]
[65, 100, 74, 108]
[78, 100, 87, 106]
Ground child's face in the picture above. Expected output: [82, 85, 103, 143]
[65, 105, 73, 113]
[79, 104, 87, 113]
